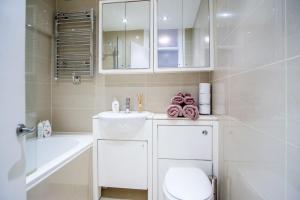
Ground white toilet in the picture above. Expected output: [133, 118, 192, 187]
[163, 167, 213, 200]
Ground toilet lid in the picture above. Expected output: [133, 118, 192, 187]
[164, 167, 212, 200]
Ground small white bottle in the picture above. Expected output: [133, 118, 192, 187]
[37, 121, 44, 139]
[112, 98, 120, 112]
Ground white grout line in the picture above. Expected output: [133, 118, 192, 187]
[284, 0, 288, 199]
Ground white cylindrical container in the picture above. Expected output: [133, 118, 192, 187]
[112, 98, 120, 112]
[199, 104, 211, 115]
[37, 121, 44, 139]
[199, 93, 211, 105]
[199, 83, 211, 94]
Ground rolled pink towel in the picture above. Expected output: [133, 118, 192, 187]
[176, 92, 191, 97]
[184, 96, 196, 105]
[167, 105, 183, 118]
[184, 92, 192, 97]
[176, 92, 185, 97]
[171, 95, 184, 105]
[183, 105, 199, 120]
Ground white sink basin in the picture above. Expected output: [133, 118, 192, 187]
[97, 111, 152, 139]
[98, 111, 151, 120]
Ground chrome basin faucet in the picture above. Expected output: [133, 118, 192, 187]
[125, 97, 130, 113]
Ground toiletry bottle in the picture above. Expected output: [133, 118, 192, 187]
[37, 121, 44, 139]
[112, 98, 120, 112]
[137, 94, 143, 112]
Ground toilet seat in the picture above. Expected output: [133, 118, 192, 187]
[163, 167, 213, 200]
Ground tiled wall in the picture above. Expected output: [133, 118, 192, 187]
[52, 73, 208, 132]
[52, 0, 209, 132]
[213, 0, 300, 199]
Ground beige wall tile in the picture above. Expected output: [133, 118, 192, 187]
[287, 57, 300, 147]
[287, 145, 300, 200]
[52, 109, 95, 132]
[213, 0, 289, 199]
[287, 57, 300, 199]
[229, 63, 285, 139]
[286, 0, 300, 58]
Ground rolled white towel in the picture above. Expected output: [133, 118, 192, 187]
[199, 83, 211, 94]
[199, 93, 211, 105]
[199, 104, 211, 115]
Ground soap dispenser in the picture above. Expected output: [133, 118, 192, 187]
[112, 98, 120, 112]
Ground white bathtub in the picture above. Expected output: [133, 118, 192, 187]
[25, 134, 92, 191]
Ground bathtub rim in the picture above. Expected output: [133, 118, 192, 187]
[26, 133, 92, 191]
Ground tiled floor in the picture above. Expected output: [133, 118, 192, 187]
[100, 188, 147, 200]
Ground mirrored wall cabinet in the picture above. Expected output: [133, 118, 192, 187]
[154, 0, 213, 72]
[99, 0, 213, 74]
[99, 0, 153, 74]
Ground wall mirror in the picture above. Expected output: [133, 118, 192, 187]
[100, 0, 152, 73]
[156, 0, 210, 69]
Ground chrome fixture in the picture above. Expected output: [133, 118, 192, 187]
[125, 97, 130, 113]
[54, 9, 95, 83]
[16, 124, 36, 137]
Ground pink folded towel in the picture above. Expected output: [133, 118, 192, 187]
[184, 96, 196, 105]
[184, 92, 192, 97]
[176, 92, 185, 97]
[176, 92, 191, 97]
[183, 105, 199, 120]
[167, 105, 183, 118]
[171, 96, 184, 105]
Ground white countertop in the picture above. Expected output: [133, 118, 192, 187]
[93, 112, 218, 121]
[151, 113, 218, 121]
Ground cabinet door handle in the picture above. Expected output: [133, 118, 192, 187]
[202, 130, 208, 135]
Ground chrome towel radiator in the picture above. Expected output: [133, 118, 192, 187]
[54, 9, 94, 84]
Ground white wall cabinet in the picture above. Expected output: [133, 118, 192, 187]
[98, 0, 214, 74]
[98, 140, 148, 189]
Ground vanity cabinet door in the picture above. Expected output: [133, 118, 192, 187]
[157, 125, 212, 160]
[98, 140, 148, 190]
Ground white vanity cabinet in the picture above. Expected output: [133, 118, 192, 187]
[92, 112, 153, 200]
[98, 140, 148, 189]
[153, 118, 219, 200]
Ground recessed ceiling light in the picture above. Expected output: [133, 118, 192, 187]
[162, 16, 168, 21]
[159, 36, 171, 45]
[122, 18, 127, 23]
[217, 12, 233, 18]
[204, 36, 209, 43]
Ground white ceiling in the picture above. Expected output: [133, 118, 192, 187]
[102, 0, 203, 31]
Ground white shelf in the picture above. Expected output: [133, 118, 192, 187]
[157, 47, 179, 51]
[154, 66, 214, 73]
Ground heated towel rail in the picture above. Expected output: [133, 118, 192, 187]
[54, 9, 94, 83]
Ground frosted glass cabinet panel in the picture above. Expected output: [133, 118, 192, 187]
[100, 0, 151, 72]
[156, 0, 210, 69]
